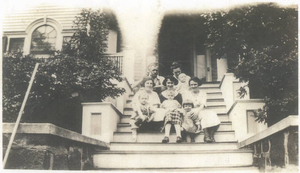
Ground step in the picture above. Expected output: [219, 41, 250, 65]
[113, 131, 236, 143]
[125, 102, 226, 109]
[93, 149, 253, 169]
[207, 98, 224, 102]
[200, 83, 220, 88]
[109, 142, 238, 151]
[120, 113, 229, 123]
[117, 122, 232, 132]
[126, 91, 223, 102]
[124, 106, 226, 114]
[206, 101, 226, 106]
[199, 88, 221, 93]
[94, 166, 260, 172]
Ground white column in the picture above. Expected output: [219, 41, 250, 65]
[217, 58, 228, 81]
[123, 48, 135, 84]
[205, 49, 212, 82]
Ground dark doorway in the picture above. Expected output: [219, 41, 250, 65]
[158, 14, 206, 77]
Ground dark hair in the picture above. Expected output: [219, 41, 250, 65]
[182, 102, 194, 108]
[170, 62, 181, 71]
[162, 76, 178, 86]
[141, 77, 155, 87]
[189, 77, 202, 86]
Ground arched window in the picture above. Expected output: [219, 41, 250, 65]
[30, 25, 57, 53]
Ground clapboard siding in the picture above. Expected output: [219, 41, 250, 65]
[3, 4, 81, 32]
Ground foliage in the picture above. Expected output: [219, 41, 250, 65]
[204, 3, 298, 125]
[3, 9, 125, 132]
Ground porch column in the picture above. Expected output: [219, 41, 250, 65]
[123, 48, 135, 84]
[217, 58, 228, 81]
[206, 49, 212, 82]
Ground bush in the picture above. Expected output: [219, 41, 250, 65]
[204, 3, 298, 125]
[3, 9, 125, 132]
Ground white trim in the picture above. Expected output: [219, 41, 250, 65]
[23, 17, 64, 54]
[6, 37, 26, 52]
[3, 123, 108, 148]
[238, 115, 298, 148]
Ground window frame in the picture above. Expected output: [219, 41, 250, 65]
[30, 24, 58, 54]
[24, 17, 63, 56]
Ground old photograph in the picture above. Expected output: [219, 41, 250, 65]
[1, 0, 298, 172]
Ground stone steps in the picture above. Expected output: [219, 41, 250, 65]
[123, 107, 227, 115]
[94, 166, 260, 172]
[93, 149, 253, 169]
[108, 142, 239, 151]
[113, 131, 236, 143]
[120, 113, 229, 123]
[117, 121, 232, 132]
[126, 91, 223, 102]
[91, 84, 258, 170]
[125, 101, 225, 108]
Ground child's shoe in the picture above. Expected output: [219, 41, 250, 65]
[134, 118, 143, 127]
[211, 136, 215, 143]
[191, 137, 195, 143]
[176, 136, 183, 143]
[162, 136, 169, 143]
[204, 136, 212, 143]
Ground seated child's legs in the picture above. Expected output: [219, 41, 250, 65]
[130, 119, 139, 142]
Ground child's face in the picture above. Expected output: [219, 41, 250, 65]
[167, 92, 174, 100]
[178, 74, 186, 83]
[183, 104, 193, 112]
[139, 94, 149, 105]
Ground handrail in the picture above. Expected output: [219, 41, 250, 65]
[238, 115, 298, 149]
[102, 54, 123, 74]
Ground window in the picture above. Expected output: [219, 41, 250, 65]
[62, 36, 72, 51]
[30, 25, 57, 53]
[9, 38, 24, 53]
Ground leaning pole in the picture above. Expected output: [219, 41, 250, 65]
[3, 63, 39, 169]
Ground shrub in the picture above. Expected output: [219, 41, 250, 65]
[204, 3, 298, 125]
[3, 9, 125, 132]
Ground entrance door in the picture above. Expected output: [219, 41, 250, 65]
[194, 55, 206, 79]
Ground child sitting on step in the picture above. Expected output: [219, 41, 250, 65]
[130, 92, 156, 142]
[161, 91, 184, 143]
[181, 99, 201, 143]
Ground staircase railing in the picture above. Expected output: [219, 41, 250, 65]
[227, 99, 267, 142]
[81, 77, 132, 143]
[102, 53, 123, 74]
[220, 73, 249, 112]
[238, 115, 298, 171]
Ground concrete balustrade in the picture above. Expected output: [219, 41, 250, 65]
[238, 115, 298, 171]
[3, 123, 108, 170]
[227, 99, 268, 142]
[82, 102, 122, 143]
[82, 77, 132, 143]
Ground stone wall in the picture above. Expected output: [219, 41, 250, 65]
[2, 123, 108, 170]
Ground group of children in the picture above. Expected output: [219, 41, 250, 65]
[130, 89, 201, 143]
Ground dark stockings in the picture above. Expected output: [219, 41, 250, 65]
[204, 125, 220, 143]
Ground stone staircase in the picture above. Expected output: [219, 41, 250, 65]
[93, 83, 258, 171]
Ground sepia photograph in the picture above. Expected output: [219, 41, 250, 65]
[1, 0, 298, 172]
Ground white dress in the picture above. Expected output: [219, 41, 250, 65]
[182, 89, 220, 129]
[132, 88, 166, 122]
